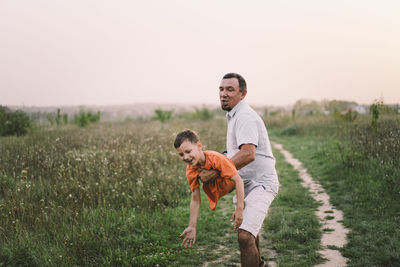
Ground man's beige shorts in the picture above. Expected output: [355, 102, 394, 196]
[233, 185, 275, 237]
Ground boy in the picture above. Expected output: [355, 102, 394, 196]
[174, 129, 244, 248]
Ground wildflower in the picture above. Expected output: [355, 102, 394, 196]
[21, 169, 28, 179]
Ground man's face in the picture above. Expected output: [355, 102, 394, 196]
[176, 140, 204, 167]
[219, 78, 246, 111]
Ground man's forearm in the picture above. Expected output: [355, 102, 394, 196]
[231, 144, 256, 170]
[198, 168, 219, 183]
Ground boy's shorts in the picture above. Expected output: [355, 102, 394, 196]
[233, 185, 275, 237]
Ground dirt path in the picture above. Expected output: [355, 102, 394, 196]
[272, 142, 350, 267]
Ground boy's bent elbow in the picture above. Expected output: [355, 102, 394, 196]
[230, 174, 242, 184]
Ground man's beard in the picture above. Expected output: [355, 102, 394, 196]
[220, 100, 232, 111]
[221, 104, 232, 111]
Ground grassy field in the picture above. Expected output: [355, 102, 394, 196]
[269, 112, 400, 266]
[1, 108, 399, 266]
[0, 118, 230, 266]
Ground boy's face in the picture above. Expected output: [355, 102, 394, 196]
[176, 140, 205, 167]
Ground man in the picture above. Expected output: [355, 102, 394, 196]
[199, 73, 279, 267]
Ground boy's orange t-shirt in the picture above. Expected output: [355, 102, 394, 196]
[186, 150, 238, 210]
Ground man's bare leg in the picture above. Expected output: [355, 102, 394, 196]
[255, 234, 261, 263]
[238, 229, 260, 267]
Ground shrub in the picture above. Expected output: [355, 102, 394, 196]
[63, 114, 68, 124]
[0, 106, 31, 136]
[280, 125, 301, 136]
[46, 113, 55, 125]
[333, 109, 358, 122]
[370, 99, 394, 127]
[153, 109, 173, 123]
[73, 109, 101, 127]
[191, 108, 214, 120]
[55, 109, 62, 125]
[44, 109, 69, 126]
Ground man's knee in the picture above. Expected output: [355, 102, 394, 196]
[238, 229, 255, 248]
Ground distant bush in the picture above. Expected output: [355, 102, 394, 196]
[73, 109, 101, 127]
[63, 113, 68, 124]
[47, 109, 69, 126]
[369, 99, 394, 127]
[191, 108, 214, 120]
[0, 106, 31, 136]
[333, 109, 358, 122]
[280, 125, 301, 136]
[46, 113, 55, 125]
[152, 109, 173, 123]
[263, 114, 291, 129]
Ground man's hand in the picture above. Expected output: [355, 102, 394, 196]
[198, 169, 219, 183]
[179, 226, 196, 248]
[231, 208, 243, 230]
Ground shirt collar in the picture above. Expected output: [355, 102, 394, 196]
[227, 100, 245, 119]
[190, 151, 211, 170]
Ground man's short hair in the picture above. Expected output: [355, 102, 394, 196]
[222, 73, 247, 92]
[174, 129, 200, 148]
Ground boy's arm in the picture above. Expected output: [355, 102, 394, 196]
[230, 173, 244, 230]
[180, 188, 201, 248]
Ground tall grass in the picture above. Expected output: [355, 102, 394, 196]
[0, 118, 228, 266]
[267, 112, 400, 200]
[269, 112, 400, 266]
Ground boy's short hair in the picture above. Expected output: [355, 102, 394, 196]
[174, 129, 200, 148]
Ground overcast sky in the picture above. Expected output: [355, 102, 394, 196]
[1, 0, 399, 107]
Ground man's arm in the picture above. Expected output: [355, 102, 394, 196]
[230, 144, 256, 170]
[180, 188, 201, 248]
[198, 168, 219, 183]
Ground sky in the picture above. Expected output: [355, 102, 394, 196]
[1, 0, 399, 107]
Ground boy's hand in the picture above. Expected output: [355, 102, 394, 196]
[231, 208, 243, 230]
[179, 226, 196, 248]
